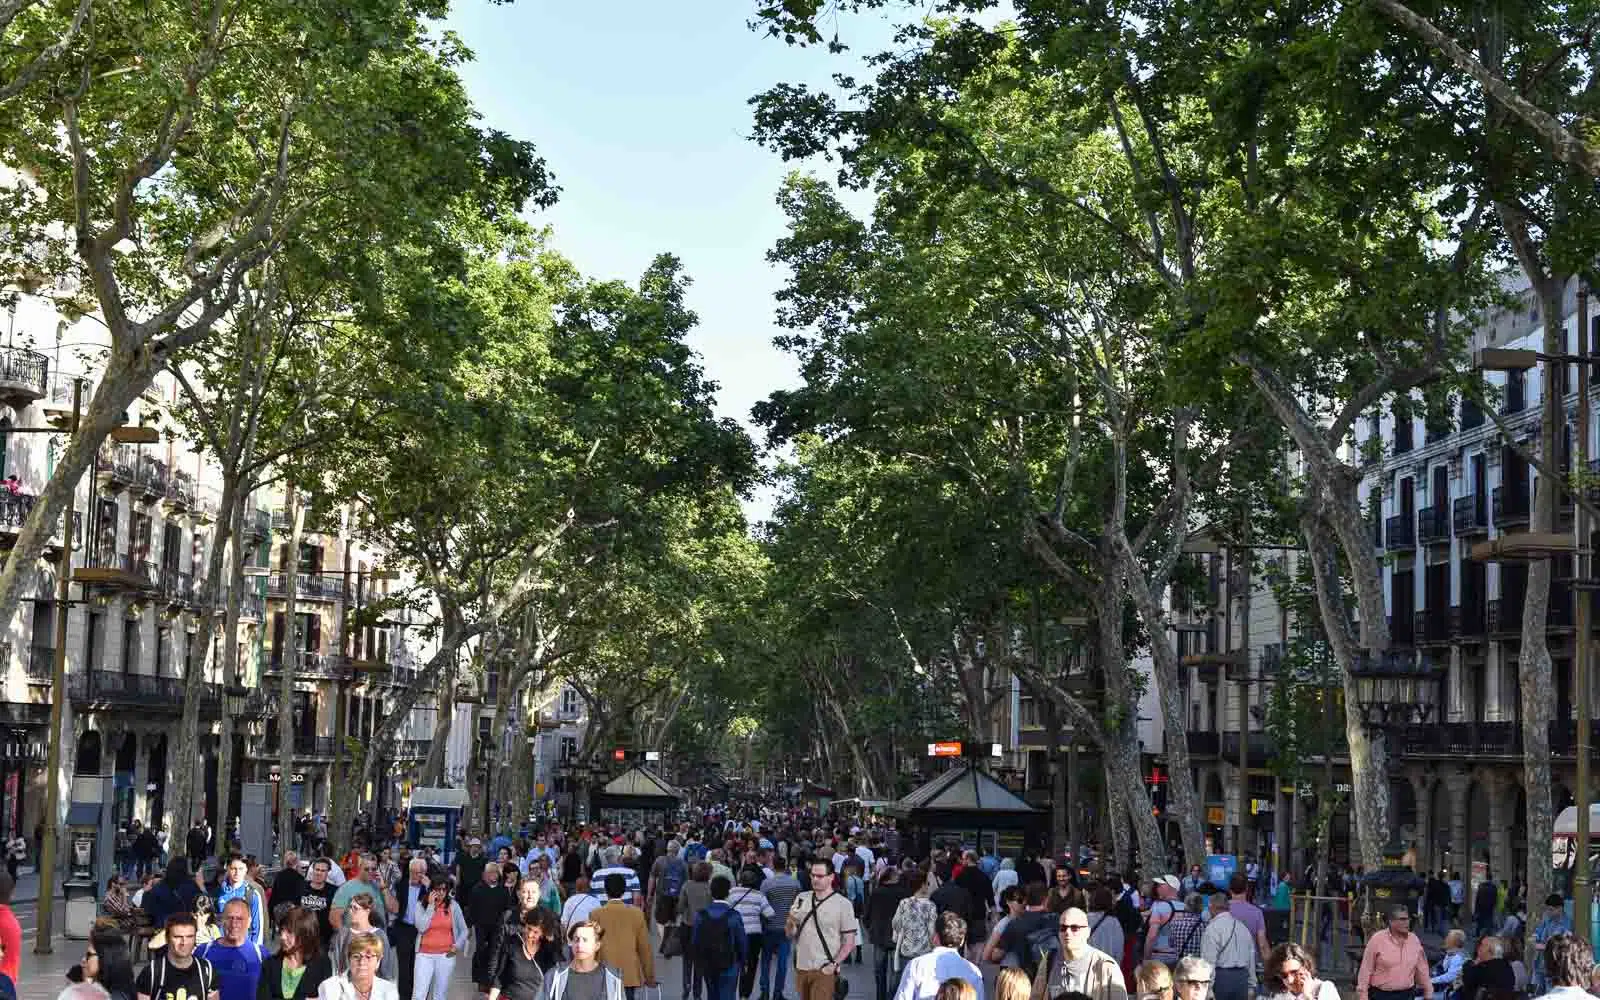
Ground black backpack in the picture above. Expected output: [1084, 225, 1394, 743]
[697, 907, 740, 975]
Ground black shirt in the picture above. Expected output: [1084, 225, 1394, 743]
[1462, 958, 1516, 1000]
[930, 881, 971, 922]
[298, 882, 337, 944]
[458, 853, 489, 899]
[467, 882, 512, 930]
[134, 956, 214, 1000]
[270, 868, 308, 914]
[496, 939, 547, 1000]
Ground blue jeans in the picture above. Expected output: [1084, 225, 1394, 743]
[708, 969, 740, 1000]
[761, 930, 791, 998]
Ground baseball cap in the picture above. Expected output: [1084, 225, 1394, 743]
[468, 837, 482, 846]
[759, 838, 774, 850]
[1157, 874, 1181, 892]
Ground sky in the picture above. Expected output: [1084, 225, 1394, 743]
[442, 3, 896, 526]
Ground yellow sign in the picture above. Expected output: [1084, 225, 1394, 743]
[1206, 806, 1225, 825]
[536, 783, 546, 797]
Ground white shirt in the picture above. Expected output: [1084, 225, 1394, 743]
[855, 846, 875, 871]
[894, 947, 984, 1000]
[325, 865, 347, 887]
[562, 891, 604, 931]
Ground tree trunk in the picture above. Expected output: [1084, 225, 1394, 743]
[169, 476, 240, 835]
[1044, 699, 1068, 854]
[214, 499, 248, 853]
[357, 613, 468, 833]
[1301, 510, 1387, 871]
[1514, 275, 1565, 960]
[1121, 549, 1207, 867]
[1107, 763, 1130, 874]
[419, 657, 453, 789]
[275, 491, 303, 859]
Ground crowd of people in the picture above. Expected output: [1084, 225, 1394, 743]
[40, 810, 1600, 1000]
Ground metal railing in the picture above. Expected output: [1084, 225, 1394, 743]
[264, 651, 343, 679]
[136, 456, 168, 496]
[0, 348, 49, 397]
[1384, 515, 1413, 550]
[1416, 505, 1449, 542]
[1452, 494, 1487, 534]
[266, 573, 344, 601]
[0, 491, 35, 530]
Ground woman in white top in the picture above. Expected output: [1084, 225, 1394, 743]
[317, 933, 400, 1000]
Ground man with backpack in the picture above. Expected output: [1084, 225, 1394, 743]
[989, 883, 1057, 971]
[651, 839, 690, 937]
[696, 875, 750, 1000]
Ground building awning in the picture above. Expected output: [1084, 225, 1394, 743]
[892, 764, 1038, 817]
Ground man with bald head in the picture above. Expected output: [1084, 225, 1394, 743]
[389, 857, 430, 999]
[197, 898, 266, 1000]
[1035, 906, 1127, 1000]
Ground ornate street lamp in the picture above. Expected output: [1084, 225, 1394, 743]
[1349, 650, 1443, 728]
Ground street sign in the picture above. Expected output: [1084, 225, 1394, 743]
[928, 741, 963, 757]
[927, 741, 1005, 758]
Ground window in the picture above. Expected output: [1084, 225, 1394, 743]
[157, 626, 171, 676]
[122, 618, 140, 674]
[560, 736, 577, 761]
[129, 511, 151, 564]
[1505, 370, 1526, 414]
[85, 611, 102, 673]
[561, 688, 580, 716]
[94, 498, 117, 563]
[1392, 405, 1413, 453]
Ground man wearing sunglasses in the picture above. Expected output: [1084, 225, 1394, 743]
[1028, 907, 1126, 1000]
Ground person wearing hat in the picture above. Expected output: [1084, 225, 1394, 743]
[1534, 893, 1574, 994]
[456, 838, 488, 906]
[1146, 877, 1183, 966]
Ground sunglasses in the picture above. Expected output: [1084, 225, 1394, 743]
[1059, 923, 1087, 932]
[1178, 980, 1212, 987]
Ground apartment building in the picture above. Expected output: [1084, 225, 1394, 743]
[1354, 274, 1599, 883]
[0, 294, 439, 844]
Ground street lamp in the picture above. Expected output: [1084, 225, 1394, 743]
[1474, 292, 1595, 941]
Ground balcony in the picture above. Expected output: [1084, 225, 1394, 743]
[0, 347, 49, 408]
[1492, 484, 1530, 526]
[1185, 732, 1220, 757]
[26, 645, 53, 684]
[157, 566, 196, 607]
[1452, 495, 1488, 535]
[0, 492, 35, 533]
[41, 373, 92, 426]
[248, 734, 337, 759]
[390, 739, 430, 760]
[1417, 505, 1450, 543]
[1401, 721, 1520, 757]
[271, 509, 292, 531]
[135, 456, 168, 502]
[245, 508, 270, 540]
[73, 551, 158, 592]
[266, 573, 344, 602]
[1384, 515, 1414, 551]
[96, 446, 136, 492]
[264, 651, 344, 680]
[1414, 608, 1452, 645]
[68, 671, 220, 713]
[1221, 731, 1275, 764]
[163, 473, 195, 513]
[1550, 721, 1600, 756]
[238, 592, 265, 622]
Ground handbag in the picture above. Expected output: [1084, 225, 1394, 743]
[661, 923, 686, 958]
[796, 895, 850, 1000]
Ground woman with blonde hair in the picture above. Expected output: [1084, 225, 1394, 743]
[995, 968, 1033, 1000]
[1135, 961, 1174, 1000]
[316, 933, 399, 999]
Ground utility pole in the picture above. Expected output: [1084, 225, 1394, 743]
[1575, 283, 1592, 943]
[35, 379, 80, 955]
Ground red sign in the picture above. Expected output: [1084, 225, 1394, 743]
[927, 741, 964, 758]
[613, 748, 626, 761]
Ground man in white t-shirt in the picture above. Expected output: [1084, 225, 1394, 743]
[562, 874, 605, 933]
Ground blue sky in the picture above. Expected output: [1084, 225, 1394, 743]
[443, 3, 894, 523]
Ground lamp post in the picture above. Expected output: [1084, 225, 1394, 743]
[1472, 316, 1595, 941]
[34, 383, 159, 953]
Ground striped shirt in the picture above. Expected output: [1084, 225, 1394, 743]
[729, 887, 776, 934]
[592, 866, 643, 905]
[761, 874, 803, 929]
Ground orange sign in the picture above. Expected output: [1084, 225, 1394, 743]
[928, 741, 964, 757]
